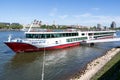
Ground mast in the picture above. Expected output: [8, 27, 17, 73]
[28, 22, 33, 32]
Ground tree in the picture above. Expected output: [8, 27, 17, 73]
[0, 23, 9, 29]
[40, 25, 47, 29]
[10, 24, 23, 29]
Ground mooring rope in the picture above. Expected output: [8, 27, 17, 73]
[41, 46, 45, 80]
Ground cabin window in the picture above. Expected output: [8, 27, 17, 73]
[51, 34, 54, 38]
[88, 33, 93, 36]
[34, 34, 38, 38]
[94, 33, 99, 35]
[66, 33, 69, 37]
[75, 33, 78, 36]
[41, 34, 46, 38]
[71, 33, 74, 36]
[46, 34, 51, 38]
[39, 34, 41, 38]
[68, 33, 71, 36]
[56, 34, 60, 37]
[82, 33, 85, 36]
[26, 34, 33, 38]
[63, 33, 66, 37]
[26, 34, 29, 38]
[59, 33, 63, 37]
[54, 34, 58, 38]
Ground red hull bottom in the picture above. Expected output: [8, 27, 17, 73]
[5, 42, 80, 53]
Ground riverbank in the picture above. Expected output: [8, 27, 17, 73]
[70, 48, 120, 80]
[91, 47, 120, 80]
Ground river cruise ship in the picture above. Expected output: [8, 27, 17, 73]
[4, 28, 116, 53]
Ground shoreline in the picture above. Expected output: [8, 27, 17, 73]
[0, 29, 21, 31]
[70, 48, 120, 80]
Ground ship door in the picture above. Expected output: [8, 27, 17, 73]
[88, 33, 93, 40]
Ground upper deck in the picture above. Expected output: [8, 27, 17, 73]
[24, 29, 116, 39]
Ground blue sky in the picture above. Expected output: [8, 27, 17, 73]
[0, 0, 120, 27]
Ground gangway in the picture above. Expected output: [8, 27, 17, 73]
[86, 38, 120, 43]
[81, 38, 120, 46]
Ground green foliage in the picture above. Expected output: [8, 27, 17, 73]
[0, 23, 9, 29]
[40, 25, 66, 29]
[40, 25, 47, 29]
[60, 26, 67, 29]
[10, 24, 23, 29]
[0, 23, 23, 29]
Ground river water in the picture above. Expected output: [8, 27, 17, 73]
[0, 31, 120, 80]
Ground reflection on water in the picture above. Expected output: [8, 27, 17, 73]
[10, 52, 43, 68]
[1, 46, 109, 80]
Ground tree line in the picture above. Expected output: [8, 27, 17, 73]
[0, 23, 23, 29]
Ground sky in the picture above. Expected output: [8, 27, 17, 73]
[0, 0, 120, 27]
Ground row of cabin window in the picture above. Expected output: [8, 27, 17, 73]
[81, 32, 114, 36]
[66, 37, 87, 42]
[26, 33, 78, 38]
[94, 32, 114, 35]
[94, 34, 113, 38]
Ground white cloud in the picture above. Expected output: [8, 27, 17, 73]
[59, 15, 68, 19]
[47, 10, 120, 26]
[73, 13, 120, 26]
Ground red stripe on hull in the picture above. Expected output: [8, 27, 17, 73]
[43, 42, 80, 50]
[5, 42, 80, 53]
